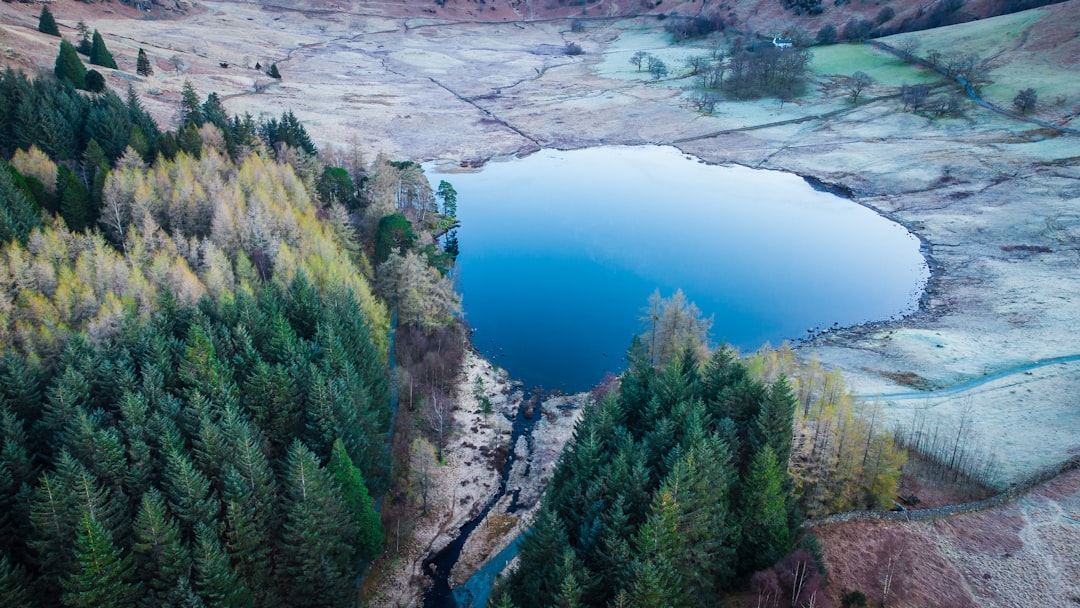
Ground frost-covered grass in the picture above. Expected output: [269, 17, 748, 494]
[595, 26, 710, 83]
[810, 43, 940, 86]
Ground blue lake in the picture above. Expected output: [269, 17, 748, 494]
[426, 146, 929, 393]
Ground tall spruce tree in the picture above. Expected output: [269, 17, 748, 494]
[178, 80, 204, 127]
[756, 375, 797, 465]
[508, 508, 572, 608]
[192, 523, 252, 608]
[737, 445, 792, 574]
[137, 48, 154, 77]
[277, 441, 356, 607]
[0, 162, 44, 244]
[54, 39, 87, 89]
[38, 6, 60, 37]
[161, 448, 218, 539]
[62, 512, 138, 608]
[0, 553, 34, 607]
[327, 438, 383, 560]
[132, 489, 191, 607]
[56, 164, 93, 231]
[89, 30, 118, 69]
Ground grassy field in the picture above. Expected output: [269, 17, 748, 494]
[886, 7, 1046, 59]
[595, 27, 701, 82]
[809, 42, 941, 85]
[884, 5, 1079, 122]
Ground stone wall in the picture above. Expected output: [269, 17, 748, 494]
[806, 455, 1080, 527]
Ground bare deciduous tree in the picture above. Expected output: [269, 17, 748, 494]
[901, 83, 930, 112]
[877, 535, 906, 607]
[896, 37, 920, 60]
[424, 389, 453, 458]
[846, 71, 873, 103]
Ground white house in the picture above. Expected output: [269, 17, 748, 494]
[772, 37, 794, 49]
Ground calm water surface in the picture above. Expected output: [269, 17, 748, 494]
[426, 146, 928, 392]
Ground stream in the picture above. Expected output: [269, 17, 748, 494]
[421, 390, 541, 608]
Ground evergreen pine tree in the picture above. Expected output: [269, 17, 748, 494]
[61, 512, 138, 608]
[0, 553, 34, 607]
[28, 469, 80, 603]
[38, 6, 60, 37]
[756, 375, 797, 465]
[87, 92, 133, 163]
[508, 508, 571, 608]
[268, 63, 281, 79]
[137, 49, 154, 77]
[179, 80, 204, 127]
[0, 351, 41, 433]
[39, 366, 93, 451]
[218, 406, 276, 602]
[0, 407, 34, 556]
[161, 448, 219, 539]
[56, 164, 93, 231]
[89, 30, 118, 69]
[192, 523, 252, 608]
[0, 162, 44, 244]
[436, 180, 457, 217]
[327, 438, 383, 560]
[83, 139, 110, 212]
[221, 468, 275, 606]
[444, 230, 459, 260]
[663, 437, 739, 596]
[737, 445, 792, 574]
[64, 451, 131, 550]
[242, 360, 300, 458]
[178, 122, 203, 159]
[553, 550, 586, 608]
[54, 39, 87, 89]
[201, 92, 229, 129]
[277, 440, 356, 608]
[168, 577, 209, 608]
[66, 408, 129, 501]
[132, 489, 191, 606]
[117, 392, 155, 502]
[627, 488, 689, 607]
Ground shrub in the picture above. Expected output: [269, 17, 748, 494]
[816, 25, 837, 45]
[841, 589, 868, 608]
[1013, 87, 1037, 114]
[84, 69, 106, 93]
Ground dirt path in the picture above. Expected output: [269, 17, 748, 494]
[868, 354, 1080, 401]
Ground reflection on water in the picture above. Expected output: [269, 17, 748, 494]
[426, 146, 928, 392]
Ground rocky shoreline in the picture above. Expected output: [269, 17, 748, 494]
[367, 350, 587, 607]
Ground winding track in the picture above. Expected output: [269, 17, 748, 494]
[862, 354, 1080, 401]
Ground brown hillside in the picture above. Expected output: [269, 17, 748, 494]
[815, 468, 1080, 607]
